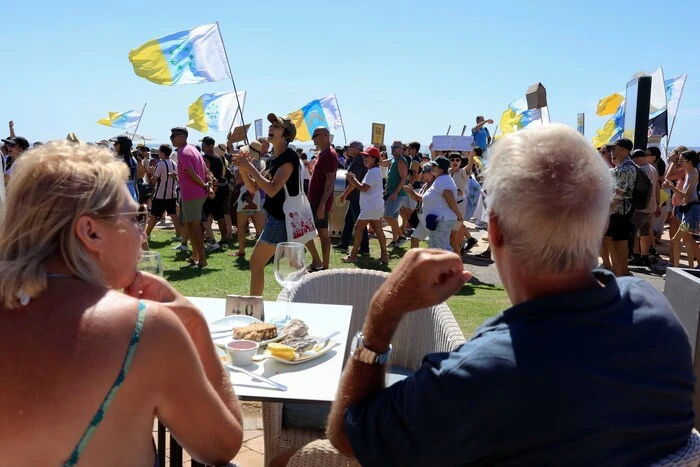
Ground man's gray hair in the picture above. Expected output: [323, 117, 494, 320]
[483, 124, 613, 274]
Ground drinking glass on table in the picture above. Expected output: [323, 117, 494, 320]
[137, 251, 163, 276]
[273, 242, 306, 327]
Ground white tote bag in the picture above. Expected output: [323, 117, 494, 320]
[282, 163, 318, 243]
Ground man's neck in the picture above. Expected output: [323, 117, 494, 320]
[505, 268, 598, 306]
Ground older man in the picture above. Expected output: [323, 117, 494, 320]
[326, 124, 694, 466]
[306, 127, 338, 272]
[335, 140, 369, 254]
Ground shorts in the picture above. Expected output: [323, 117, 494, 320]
[151, 198, 177, 217]
[681, 204, 700, 233]
[203, 185, 229, 220]
[259, 211, 287, 245]
[605, 212, 632, 241]
[403, 196, 418, 211]
[411, 222, 429, 241]
[631, 210, 652, 237]
[428, 219, 456, 251]
[383, 195, 406, 218]
[181, 197, 206, 223]
[452, 216, 463, 231]
[312, 208, 330, 229]
[358, 205, 383, 221]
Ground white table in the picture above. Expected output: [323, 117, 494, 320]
[188, 297, 353, 404]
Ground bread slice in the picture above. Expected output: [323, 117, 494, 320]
[233, 322, 277, 342]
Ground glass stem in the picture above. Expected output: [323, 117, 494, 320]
[285, 288, 291, 321]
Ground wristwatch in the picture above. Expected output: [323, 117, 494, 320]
[350, 332, 392, 365]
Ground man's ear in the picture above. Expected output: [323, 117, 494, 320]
[74, 215, 105, 254]
[488, 211, 504, 249]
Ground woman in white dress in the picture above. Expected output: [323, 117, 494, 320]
[415, 156, 462, 251]
[339, 147, 388, 264]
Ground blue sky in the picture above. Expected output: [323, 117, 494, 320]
[2, 0, 699, 148]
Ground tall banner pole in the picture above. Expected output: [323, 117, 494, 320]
[216, 21, 248, 146]
[331, 94, 348, 144]
[131, 103, 147, 140]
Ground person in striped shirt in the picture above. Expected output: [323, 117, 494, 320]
[145, 144, 183, 240]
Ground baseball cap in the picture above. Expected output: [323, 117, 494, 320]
[362, 146, 381, 159]
[170, 127, 188, 137]
[348, 140, 363, 150]
[430, 155, 451, 172]
[2, 137, 30, 149]
[202, 136, 215, 145]
[631, 149, 647, 159]
[267, 113, 297, 142]
[613, 138, 633, 152]
[421, 163, 433, 173]
[109, 135, 133, 150]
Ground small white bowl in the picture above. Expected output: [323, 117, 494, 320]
[226, 340, 259, 367]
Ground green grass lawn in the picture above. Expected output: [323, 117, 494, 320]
[148, 229, 510, 338]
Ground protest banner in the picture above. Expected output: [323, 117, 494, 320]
[576, 113, 585, 135]
[432, 135, 474, 151]
[254, 119, 263, 139]
[371, 123, 385, 145]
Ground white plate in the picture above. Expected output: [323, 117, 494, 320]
[263, 339, 339, 365]
[210, 316, 286, 349]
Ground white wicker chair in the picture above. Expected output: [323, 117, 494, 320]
[651, 429, 700, 466]
[264, 268, 466, 466]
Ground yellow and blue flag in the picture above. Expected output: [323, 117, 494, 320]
[128, 23, 231, 86]
[187, 91, 246, 133]
[596, 93, 624, 116]
[592, 102, 624, 148]
[97, 109, 143, 133]
[288, 94, 343, 141]
[497, 98, 542, 138]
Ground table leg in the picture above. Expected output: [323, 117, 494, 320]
[157, 422, 166, 467]
[169, 434, 182, 466]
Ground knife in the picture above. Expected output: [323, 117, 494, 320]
[313, 331, 340, 352]
[225, 364, 287, 391]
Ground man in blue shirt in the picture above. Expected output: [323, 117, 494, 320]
[326, 124, 694, 466]
[471, 115, 493, 151]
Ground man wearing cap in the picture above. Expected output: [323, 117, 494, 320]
[171, 127, 213, 268]
[629, 148, 659, 270]
[604, 138, 637, 277]
[382, 141, 409, 248]
[471, 116, 493, 152]
[335, 141, 369, 254]
[201, 136, 230, 250]
[2, 136, 30, 185]
[306, 127, 338, 272]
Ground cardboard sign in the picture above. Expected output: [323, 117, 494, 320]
[371, 123, 385, 146]
[225, 294, 265, 321]
[228, 123, 251, 143]
[431, 135, 474, 151]
[254, 119, 263, 139]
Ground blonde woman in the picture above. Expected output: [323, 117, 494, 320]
[0, 141, 242, 466]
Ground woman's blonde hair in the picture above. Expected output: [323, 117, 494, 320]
[0, 140, 129, 308]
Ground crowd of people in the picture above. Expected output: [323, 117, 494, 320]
[3, 121, 697, 466]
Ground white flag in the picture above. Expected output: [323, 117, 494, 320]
[666, 74, 687, 122]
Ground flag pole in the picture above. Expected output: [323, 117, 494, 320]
[446, 125, 451, 135]
[665, 79, 687, 154]
[131, 103, 147, 141]
[216, 21, 248, 146]
[332, 93, 348, 144]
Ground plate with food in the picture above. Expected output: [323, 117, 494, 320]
[257, 339, 339, 365]
[211, 319, 285, 348]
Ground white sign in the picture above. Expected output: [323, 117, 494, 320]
[225, 295, 265, 321]
[432, 135, 474, 151]
[254, 119, 263, 139]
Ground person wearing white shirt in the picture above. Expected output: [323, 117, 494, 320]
[419, 156, 463, 251]
[339, 147, 388, 264]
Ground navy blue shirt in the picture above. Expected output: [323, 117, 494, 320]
[345, 270, 694, 466]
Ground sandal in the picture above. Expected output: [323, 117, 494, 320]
[341, 256, 358, 263]
[185, 257, 197, 264]
[307, 264, 326, 273]
[229, 251, 246, 257]
[378, 257, 389, 264]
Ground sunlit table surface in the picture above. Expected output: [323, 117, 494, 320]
[188, 297, 353, 404]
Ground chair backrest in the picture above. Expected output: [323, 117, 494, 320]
[286, 268, 389, 360]
[651, 429, 700, 467]
[285, 268, 466, 368]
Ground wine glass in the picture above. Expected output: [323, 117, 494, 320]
[273, 242, 306, 327]
[137, 251, 163, 276]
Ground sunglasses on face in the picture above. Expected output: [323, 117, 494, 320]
[101, 210, 147, 226]
[391, 145, 401, 149]
[450, 158, 461, 162]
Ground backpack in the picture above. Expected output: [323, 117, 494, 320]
[631, 164, 652, 211]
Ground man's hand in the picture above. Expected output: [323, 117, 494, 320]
[389, 192, 398, 202]
[316, 205, 326, 220]
[339, 193, 346, 203]
[8, 121, 14, 130]
[371, 249, 471, 319]
[486, 119, 494, 124]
